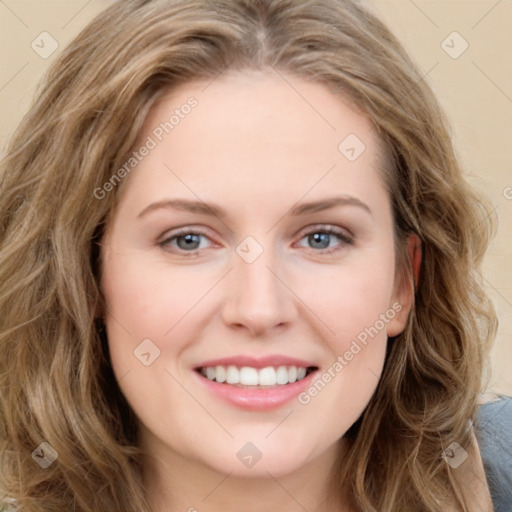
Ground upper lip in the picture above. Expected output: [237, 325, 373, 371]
[194, 355, 318, 370]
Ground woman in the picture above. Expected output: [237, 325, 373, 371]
[0, 0, 507, 510]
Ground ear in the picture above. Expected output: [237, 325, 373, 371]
[386, 234, 421, 337]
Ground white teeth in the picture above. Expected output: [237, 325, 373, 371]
[239, 367, 259, 385]
[259, 366, 277, 386]
[199, 364, 313, 386]
[215, 365, 226, 383]
[276, 366, 289, 385]
[226, 365, 239, 384]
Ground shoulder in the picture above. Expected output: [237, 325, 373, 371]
[475, 393, 512, 512]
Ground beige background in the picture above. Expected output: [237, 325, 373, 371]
[1, 1, 510, 395]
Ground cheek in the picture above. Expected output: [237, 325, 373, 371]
[301, 252, 396, 408]
[300, 274, 394, 437]
[100, 255, 201, 423]
[101, 253, 196, 336]
[305, 257, 397, 346]
[100, 252, 221, 379]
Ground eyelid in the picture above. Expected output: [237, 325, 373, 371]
[293, 224, 354, 255]
[158, 224, 352, 242]
[295, 223, 354, 241]
[162, 224, 354, 258]
[158, 223, 354, 254]
[157, 225, 216, 244]
[157, 226, 218, 255]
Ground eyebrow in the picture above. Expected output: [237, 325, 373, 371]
[137, 195, 372, 220]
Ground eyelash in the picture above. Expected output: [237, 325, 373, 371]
[158, 225, 354, 256]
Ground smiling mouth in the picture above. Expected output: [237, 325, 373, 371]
[195, 365, 318, 388]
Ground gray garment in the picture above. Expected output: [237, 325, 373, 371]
[475, 394, 512, 512]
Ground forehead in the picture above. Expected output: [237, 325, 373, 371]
[116, 69, 391, 217]
[141, 68, 376, 153]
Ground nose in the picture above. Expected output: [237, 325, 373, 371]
[221, 242, 297, 337]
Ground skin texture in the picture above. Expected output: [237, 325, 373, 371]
[99, 69, 416, 512]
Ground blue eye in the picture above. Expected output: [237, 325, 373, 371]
[296, 227, 353, 254]
[158, 225, 353, 255]
[159, 230, 211, 253]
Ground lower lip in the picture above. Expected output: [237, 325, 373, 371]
[193, 370, 318, 411]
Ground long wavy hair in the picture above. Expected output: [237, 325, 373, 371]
[0, 0, 498, 510]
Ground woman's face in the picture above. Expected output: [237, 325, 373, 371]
[100, 69, 412, 478]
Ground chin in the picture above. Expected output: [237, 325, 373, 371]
[198, 439, 316, 479]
